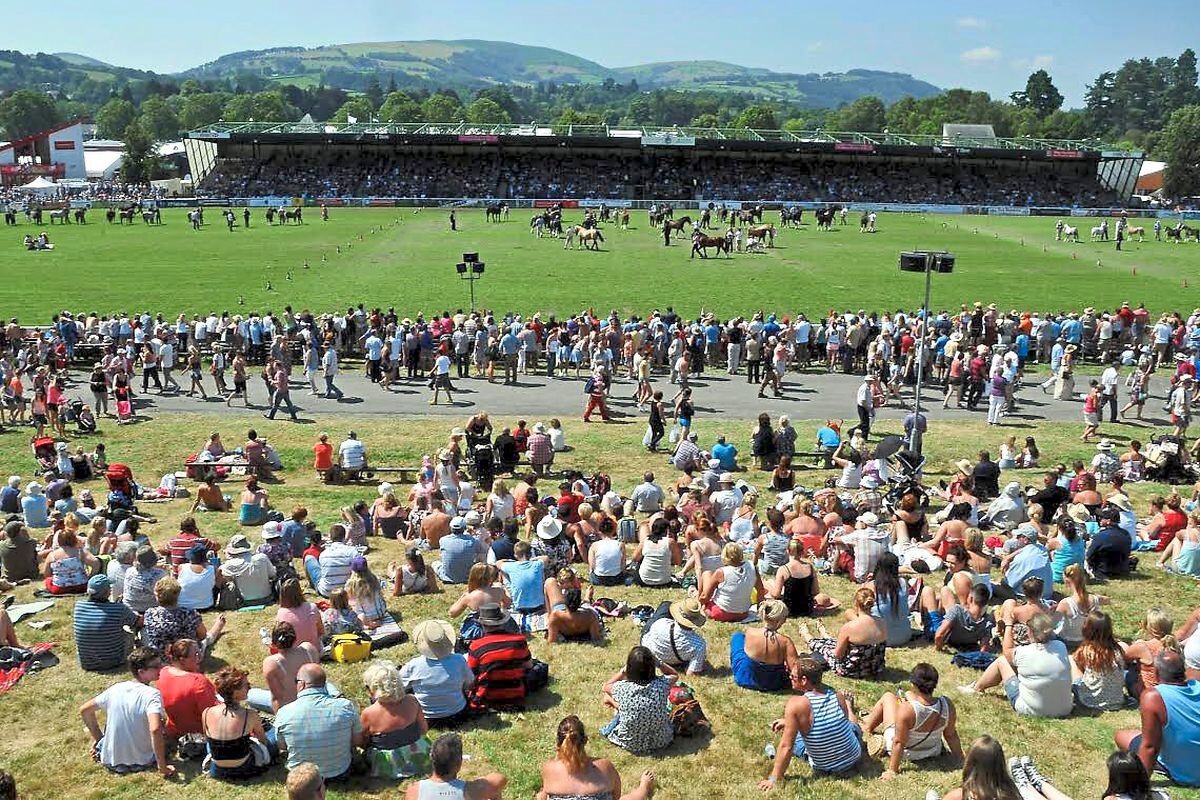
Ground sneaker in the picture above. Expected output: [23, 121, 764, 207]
[1020, 756, 1047, 791]
[957, 684, 978, 695]
[1008, 758, 1032, 790]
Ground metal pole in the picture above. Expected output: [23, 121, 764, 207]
[909, 254, 934, 453]
[468, 275, 476, 314]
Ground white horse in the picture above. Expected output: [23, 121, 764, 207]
[1062, 224, 1080, 242]
[47, 208, 70, 224]
[1090, 224, 1106, 241]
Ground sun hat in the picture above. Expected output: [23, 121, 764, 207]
[413, 619, 456, 660]
[718, 472, 735, 485]
[1107, 494, 1133, 512]
[477, 602, 512, 628]
[669, 597, 708, 631]
[438, 449, 453, 462]
[449, 516, 468, 532]
[707, 458, 721, 469]
[955, 459, 973, 476]
[537, 516, 564, 540]
[227, 534, 253, 555]
[1096, 439, 1114, 452]
[26, 482, 42, 495]
[533, 422, 546, 433]
[859, 511, 880, 527]
[261, 521, 283, 539]
[464, 510, 483, 526]
[1067, 503, 1091, 524]
[86, 574, 112, 597]
[450, 427, 465, 438]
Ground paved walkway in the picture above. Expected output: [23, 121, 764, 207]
[119, 366, 1175, 430]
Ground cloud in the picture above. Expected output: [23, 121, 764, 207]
[956, 16, 987, 29]
[961, 46, 1001, 64]
[1031, 54, 1054, 69]
[806, 41, 826, 53]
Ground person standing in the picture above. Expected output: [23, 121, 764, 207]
[429, 349, 454, 406]
[854, 376, 876, 439]
[265, 362, 298, 421]
[583, 369, 611, 423]
[986, 368, 1007, 426]
[321, 344, 342, 400]
[449, 210, 457, 231]
[1100, 363, 1120, 424]
[499, 328, 519, 385]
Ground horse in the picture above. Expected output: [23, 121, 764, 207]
[105, 208, 116, 224]
[142, 210, 160, 225]
[118, 207, 137, 224]
[1126, 225, 1146, 242]
[564, 226, 605, 251]
[283, 208, 303, 224]
[746, 224, 776, 247]
[663, 216, 693, 237]
[47, 208, 70, 225]
[1061, 224, 1080, 242]
[814, 207, 835, 231]
[780, 207, 804, 227]
[690, 232, 733, 259]
[530, 215, 545, 237]
[73, 207, 87, 224]
[485, 203, 507, 222]
[1090, 224, 1106, 242]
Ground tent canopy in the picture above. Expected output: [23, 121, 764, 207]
[18, 176, 57, 193]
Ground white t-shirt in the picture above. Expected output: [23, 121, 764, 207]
[435, 355, 451, 375]
[177, 564, 216, 610]
[1012, 640, 1073, 718]
[95, 680, 163, 768]
[339, 439, 366, 468]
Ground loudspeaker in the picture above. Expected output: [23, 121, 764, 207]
[899, 252, 926, 272]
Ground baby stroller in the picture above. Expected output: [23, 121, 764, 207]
[62, 398, 95, 433]
[469, 442, 496, 492]
[1145, 434, 1194, 484]
[105, 463, 139, 513]
[31, 437, 57, 476]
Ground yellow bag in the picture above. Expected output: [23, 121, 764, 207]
[330, 632, 372, 663]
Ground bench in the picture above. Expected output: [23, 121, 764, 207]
[319, 465, 422, 485]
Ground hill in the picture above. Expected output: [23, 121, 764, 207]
[0, 49, 157, 98]
[179, 39, 940, 107]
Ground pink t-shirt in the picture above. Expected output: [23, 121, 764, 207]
[275, 603, 321, 650]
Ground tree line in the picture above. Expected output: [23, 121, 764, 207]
[0, 49, 1197, 194]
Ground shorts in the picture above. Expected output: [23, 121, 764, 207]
[1084, 411, 1100, 426]
[434, 373, 452, 388]
[1003, 675, 1021, 707]
[703, 598, 748, 622]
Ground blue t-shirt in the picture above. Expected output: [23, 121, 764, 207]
[711, 442, 738, 471]
[22, 495, 49, 528]
[705, 324, 720, 344]
[281, 520, 308, 558]
[438, 534, 478, 584]
[364, 336, 383, 360]
[816, 427, 840, 448]
[1004, 544, 1054, 599]
[500, 559, 546, 611]
[1, 486, 20, 514]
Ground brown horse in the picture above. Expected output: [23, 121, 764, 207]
[747, 224, 776, 246]
[663, 216, 693, 236]
[691, 233, 732, 259]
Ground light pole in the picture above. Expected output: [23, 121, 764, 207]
[899, 250, 955, 454]
[456, 252, 485, 313]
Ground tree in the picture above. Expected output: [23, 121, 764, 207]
[733, 104, 777, 130]
[465, 98, 510, 125]
[1085, 71, 1117, 134]
[1161, 104, 1200, 198]
[331, 97, 375, 123]
[830, 96, 886, 131]
[138, 96, 180, 141]
[421, 93, 465, 122]
[95, 98, 137, 139]
[1168, 48, 1200, 111]
[0, 89, 62, 139]
[119, 119, 161, 183]
[1011, 70, 1064, 118]
[378, 91, 422, 123]
[223, 91, 301, 122]
[691, 113, 720, 128]
[179, 93, 226, 131]
[556, 108, 604, 127]
[364, 77, 384, 111]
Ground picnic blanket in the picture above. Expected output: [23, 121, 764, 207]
[7, 600, 55, 624]
[0, 642, 58, 695]
[368, 614, 407, 649]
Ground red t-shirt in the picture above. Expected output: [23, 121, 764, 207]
[313, 442, 333, 471]
[157, 668, 218, 737]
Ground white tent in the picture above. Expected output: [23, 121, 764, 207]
[17, 176, 57, 194]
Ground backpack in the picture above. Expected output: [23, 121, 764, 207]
[669, 683, 710, 737]
[329, 632, 372, 664]
[216, 581, 244, 612]
[617, 517, 638, 544]
[583, 376, 596, 394]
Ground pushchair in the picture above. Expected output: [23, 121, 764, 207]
[469, 442, 496, 492]
[31, 436, 57, 476]
[1146, 434, 1194, 484]
[62, 398, 95, 433]
[105, 463, 139, 513]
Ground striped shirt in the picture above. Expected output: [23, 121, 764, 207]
[316, 542, 357, 596]
[467, 632, 531, 709]
[275, 687, 361, 778]
[166, 532, 218, 569]
[73, 599, 136, 671]
[794, 689, 861, 773]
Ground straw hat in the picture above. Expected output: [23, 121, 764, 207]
[261, 521, 283, 540]
[1067, 503, 1091, 524]
[669, 598, 707, 631]
[1096, 439, 1114, 452]
[955, 459, 973, 476]
[413, 619, 456, 660]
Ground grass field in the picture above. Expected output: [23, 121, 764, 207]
[2, 412, 1199, 800]
[5, 208, 1197, 321]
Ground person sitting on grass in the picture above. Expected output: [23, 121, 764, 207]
[74, 574, 137, 671]
[253, 621, 320, 714]
[860, 662, 963, 781]
[202, 665, 276, 780]
[933, 584, 994, 653]
[467, 603, 535, 711]
[538, 715, 656, 800]
[400, 619, 474, 728]
[1071, 611, 1128, 712]
[698, 542, 762, 622]
[546, 587, 603, 645]
[156, 638, 219, 741]
[141, 576, 228, 658]
[345, 556, 391, 631]
[759, 655, 863, 790]
[601, 646, 676, 755]
[388, 549, 440, 597]
[79, 647, 177, 779]
[731, 599, 799, 692]
[958, 610, 1072, 719]
[275, 664, 362, 781]
[798, 587, 887, 679]
[938, 735, 1071, 800]
[405, 733, 507, 800]
[360, 659, 431, 779]
[191, 475, 231, 513]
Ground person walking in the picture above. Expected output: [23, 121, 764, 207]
[321, 344, 343, 400]
[854, 375, 877, 439]
[584, 369, 611, 423]
[429, 349, 454, 406]
[265, 362, 298, 421]
[1100, 363, 1120, 424]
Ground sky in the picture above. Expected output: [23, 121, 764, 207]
[5, 0, 1199, 107]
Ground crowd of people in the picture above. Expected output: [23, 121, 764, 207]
[3, 375, 1200, 799]
[0, 180, 167, 209]
[196, 148, 1121, 207]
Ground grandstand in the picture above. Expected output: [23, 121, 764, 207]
[184, 121, 1144, 207]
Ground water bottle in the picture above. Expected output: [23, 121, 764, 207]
[763, 743, 776, 760]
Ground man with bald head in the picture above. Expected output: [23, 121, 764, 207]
[274, 664, 363, 780]
[1115, 650, 1200, 787]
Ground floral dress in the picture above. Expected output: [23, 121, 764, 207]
[603, 676, 674, 753]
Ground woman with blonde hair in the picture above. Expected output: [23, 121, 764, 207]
[728, 492, 759, 544]
[345, 556, 390, 630]
[485, 479, 515, 523]
[41, 522, 95, 594]
[1124, 608, 1179, 695]
[538, 715, 655, 800]
[731, 599, 799, 692]
[448, 563, 510, 618]
[698, 543, 763, 622]
[679, 512, 723, 579]
[341, 505, 368, 548]
[360, 659, 431, 778]
[799, 587, 888, 678]
[1054, 564, 1107, 649]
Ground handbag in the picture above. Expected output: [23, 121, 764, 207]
[668, 682, 710, 737]
[329, 632, 372, 663]
[216, 581, 244, 612]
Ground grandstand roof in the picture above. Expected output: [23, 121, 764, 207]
[188, 121, 1131, 154]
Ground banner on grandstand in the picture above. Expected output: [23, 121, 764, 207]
[1047, 149, 1084, 159]
[534, 199, 578, 208]
[367, 199, 395, 207]
[1030, 207, 1072, 217]
[987, 206, 1031, 216]
[458, 135, 498, 144]
[156, 199, 195, 208]
[963, 206, 988, 215]
[642, 133, 695, 146]
[834, 142, 875, 154]
[578, 199, 632, 208]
